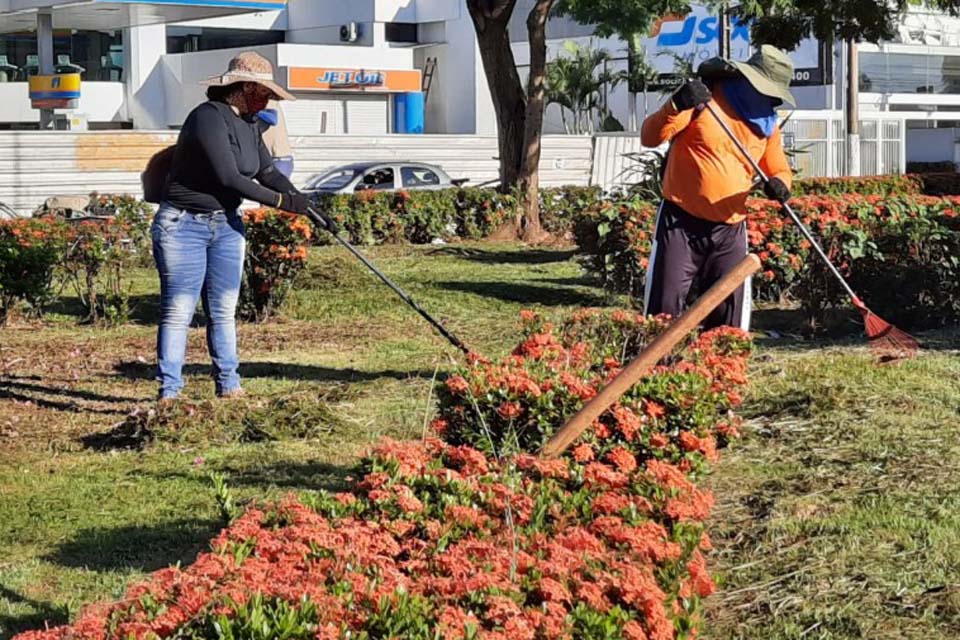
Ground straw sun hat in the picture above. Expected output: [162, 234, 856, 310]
[199, 51, 295, 101]
[697, 44, 796, 107]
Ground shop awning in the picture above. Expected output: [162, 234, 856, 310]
[0, 0, 287, 33]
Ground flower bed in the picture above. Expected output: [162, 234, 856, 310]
[574, 193, 960, 330]
[0, 208, 152, 326]
[14, 309, 752, 640]
[240, 208, 314, 323]
[0, 217, 64, 323]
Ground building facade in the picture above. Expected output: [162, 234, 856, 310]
[1, 1, 958, 173]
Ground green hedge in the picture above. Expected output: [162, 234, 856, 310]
[792, 174, 923, 197]
[573, 193, 960, 331]
[309, 175, 960, 249]
[312, 186, 604, 245]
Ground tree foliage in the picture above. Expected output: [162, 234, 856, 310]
[553, 0, 693, 38]
[732, 0, 960, 49]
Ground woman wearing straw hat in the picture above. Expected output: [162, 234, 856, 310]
[640, 45, 795, 331]
[153, 51, 337, 401]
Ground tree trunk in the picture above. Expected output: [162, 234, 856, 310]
[86, 270, 98, 323]
[467, 0, 526, 191]
[519, 0, 556, 244]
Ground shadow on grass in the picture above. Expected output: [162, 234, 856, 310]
[44, 294, 162, 326]
[750, 306, 949, 354]
[113, 361, 435, 384]
[426, 246, 577, 265]
[148, 460, 353, 497]
[750, 307, 866, 351]
[220, 460, 353, 494]
[0, 376, 141, 415]
[146, 462, 358, 496]
[435, 281, 605, 307]
[44, 518, 221, 573]
[0, 586, 69, 640]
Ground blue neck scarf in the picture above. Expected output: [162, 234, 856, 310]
[722, 78, 778, 138]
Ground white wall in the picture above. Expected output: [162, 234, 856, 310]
[906, 128, 958, 163]
[125, 24, 167, 129]
[159, 43, 418, 128]
[375, 0, 417, 23]
[285, 0, 459, 25]
[286, 0, 374, 29]
[161, 44, 279, 126]
[276, 43, 415, 68]
[415, 0, 463, 23]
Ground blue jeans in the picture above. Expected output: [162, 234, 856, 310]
[152, 203, 246, 399]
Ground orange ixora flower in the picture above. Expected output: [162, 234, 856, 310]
[18, 307, 756, 640]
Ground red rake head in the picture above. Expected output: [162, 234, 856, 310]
[851, 297, 920, 361]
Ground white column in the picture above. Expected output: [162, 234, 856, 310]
[436, 7, 486, 134]
[124, 25, 168, 129]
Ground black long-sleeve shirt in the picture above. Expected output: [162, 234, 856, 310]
[164, 100, 295, 213]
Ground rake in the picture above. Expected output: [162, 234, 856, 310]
[702, 102, 919, 359]
[304, 206, 471, 356]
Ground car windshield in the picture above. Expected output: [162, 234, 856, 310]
[306, 167, 366, 190]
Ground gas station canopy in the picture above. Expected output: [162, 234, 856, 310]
[0, 0, 287, 33]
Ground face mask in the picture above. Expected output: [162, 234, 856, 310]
[721, 77, 778, 138]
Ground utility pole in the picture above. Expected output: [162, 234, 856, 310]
[718, 4, 731, 59]
[846, 39, 860, 176]
[627, 33, 640, 132]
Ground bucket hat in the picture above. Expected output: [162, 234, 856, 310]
[698, 44, 795, 107]
[199, 51, 295, 101]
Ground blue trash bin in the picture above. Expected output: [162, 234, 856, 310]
[394, 92, 425, 134]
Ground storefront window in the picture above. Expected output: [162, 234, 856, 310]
[0, 30, 123, 82]
[860, 51, 960, 94]
[166, 27, 283, 54]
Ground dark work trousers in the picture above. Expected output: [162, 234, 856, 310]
[643, 199, 752, 330]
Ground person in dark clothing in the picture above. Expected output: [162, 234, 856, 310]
[153, 51, 336, 401]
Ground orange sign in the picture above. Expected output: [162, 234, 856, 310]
[287, 67, 422, 93]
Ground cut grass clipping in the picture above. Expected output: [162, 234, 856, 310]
[81, 392, 349, 451]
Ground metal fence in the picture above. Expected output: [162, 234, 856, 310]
[780, 111, 905, 179]
[0, 133, 594, 214]
[0, 121, 910, 214]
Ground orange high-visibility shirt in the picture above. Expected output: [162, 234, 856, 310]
[641, 88, 792, 225]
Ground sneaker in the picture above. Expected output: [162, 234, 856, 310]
[219, 388, 246, 400]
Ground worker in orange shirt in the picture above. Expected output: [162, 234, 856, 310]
[641, 45, 795, 330]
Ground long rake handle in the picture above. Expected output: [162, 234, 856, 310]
[305, 206, 471, 355]
[702, 103, 860, 304]
[541, 253, 762, 459]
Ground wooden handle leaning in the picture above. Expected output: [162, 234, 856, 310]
[540, 253, 762, 459]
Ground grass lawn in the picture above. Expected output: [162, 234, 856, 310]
[0, 241, 958, 639]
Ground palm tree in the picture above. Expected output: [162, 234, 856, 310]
[545, 41, 620, 135]
[622, 41, 659, 125]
